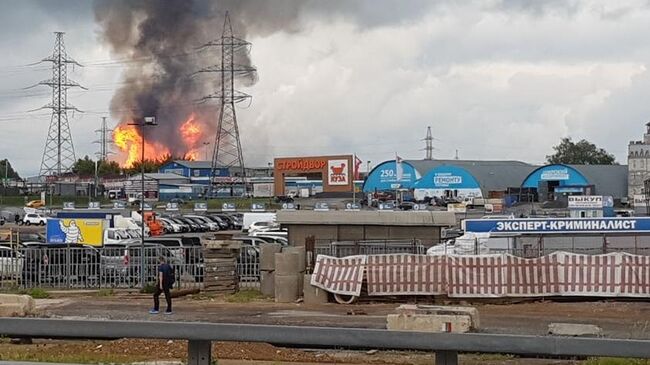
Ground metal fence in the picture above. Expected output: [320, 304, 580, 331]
[0, 244, 266, 291]
[314, 239, 427, 257]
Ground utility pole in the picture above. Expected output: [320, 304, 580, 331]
[195, 12, 257, 197]
[94, 117, 113, 161]
[202, 141, 210, 161]
[129, 116, 157, 289]
[35, 32, 86, 177]
[423, 126, 433, 160]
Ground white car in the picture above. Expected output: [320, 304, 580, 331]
[248, 221, 279, 233]
[159, 218, 183, 233]
[22, 213, 47, 226]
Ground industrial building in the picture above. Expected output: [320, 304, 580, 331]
[363, 159, 628, 204]
[276, 210, 456, 246]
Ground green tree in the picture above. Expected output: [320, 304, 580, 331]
[72, 156, 124, 177]
[0, 159, 20, 179]
[72, 156, 96, 176]
[546, 137, 617, 165]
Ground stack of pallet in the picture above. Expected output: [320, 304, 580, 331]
[202, 238, 241, 294]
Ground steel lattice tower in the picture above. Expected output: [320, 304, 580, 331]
[423, 126, 434, 160]
[37, 32, 85, 177]
[196, 12, 256, 195]
[94, 117, 113, 161]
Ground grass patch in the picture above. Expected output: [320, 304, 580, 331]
[96, 288, 114, 297]
[139, 283, 157, 294]
[225, 289, 266, 303]
[17, 288, 49, 299]
[584, 358, 650, 365]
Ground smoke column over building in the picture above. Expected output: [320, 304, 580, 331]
[93, 0, 433, 166]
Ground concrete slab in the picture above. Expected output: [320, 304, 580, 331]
[303, 274, 328, 305]
[395, 304, 480, 329]
[387, 313, 472, 333]
[275, 252, 300, 276]
[548, 323, 603, 337]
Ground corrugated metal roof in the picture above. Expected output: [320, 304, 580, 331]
[129, 173, 189, 181]
[276, 210, 456, 226]
[406, 159, 628, 198]
[172, 160, 212, 169]
[567, 164, 629, 198]
[407, 159, 536, 192]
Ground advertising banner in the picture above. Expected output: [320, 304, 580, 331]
[46, 218, 104, 246]
[464, 217, 650, 234]
[568, 195, 603, 209]
[327, 159, 349, 186]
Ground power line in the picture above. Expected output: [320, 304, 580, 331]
[36, 32, 86, 177]
[196, 12, 256, 195]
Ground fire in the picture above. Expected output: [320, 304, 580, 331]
[113, 125, 171, 168]
[180, 113, 202, 147]
[185, 150, 200, 161]
[112, 113, 206, 167]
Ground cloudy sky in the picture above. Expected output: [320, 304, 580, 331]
[1, 0, 650, 177]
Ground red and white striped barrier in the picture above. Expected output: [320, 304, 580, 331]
[311, 255, 366, 296]
[311, 252, 650, 298]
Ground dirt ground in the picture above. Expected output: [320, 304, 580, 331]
[0, 294, 648, 364]
[37, 294, 650, 339]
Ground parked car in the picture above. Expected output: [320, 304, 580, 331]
[159, 218, 183, 233]
[184, 215, 219, 231]
[204, 215, 229, 230]
[22, 213, 47, 226]
[21, 243, 100, 287]
[26, 200, 45, 208]
[253, 235, 289, 246]
[248, 221, 279, 234]
[174, 217, 202, 232]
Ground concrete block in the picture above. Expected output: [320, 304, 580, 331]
[283, 246, 306, 272]
[0, 294, 35, 316]
[260, 244, 282, 271]
[0, 304, 26, 317]
[275, 274, 299, 303]
[275, 252, 300, 276]
[303, 274, 328, 304]
[387, 314, 472, 333]
[548, 323, 603, 337]
[260, 270, 275, 297]
[395, 304, 480, 330]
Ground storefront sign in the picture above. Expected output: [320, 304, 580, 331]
[464, 217, 650, 234]
[194, 203, 208, 212]
[276, 159, 326, 171]
[433, 173, 463, 187]
[633, 195, 647, 207]
[540, 168, 569, 180]
[327, 159, 349, 185]
[166, 202, 179, 211]
[447, 203, 467, 213]
[568, 196, 603, 209]
[222, 203, 236, 212]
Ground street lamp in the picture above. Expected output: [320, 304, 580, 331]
[129, 116, 157, 288]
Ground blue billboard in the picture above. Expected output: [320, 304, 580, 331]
[413, 165, 481, 190]
[363, 160, 419, 192]
[464, 217, 650, 234]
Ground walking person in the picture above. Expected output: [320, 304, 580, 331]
[150, 256, 174, 315]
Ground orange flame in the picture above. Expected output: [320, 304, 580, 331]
[180, 113, 202, 147]
[113, 125, 171, 168]
[112, 113, 206, 167]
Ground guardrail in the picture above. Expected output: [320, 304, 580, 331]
[1, 318, 649, 365]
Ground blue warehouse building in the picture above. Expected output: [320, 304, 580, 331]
[159, 160, 229, 185]
[363, 159, 628, 204]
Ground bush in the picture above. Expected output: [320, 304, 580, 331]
[24, 288, 49, 299]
